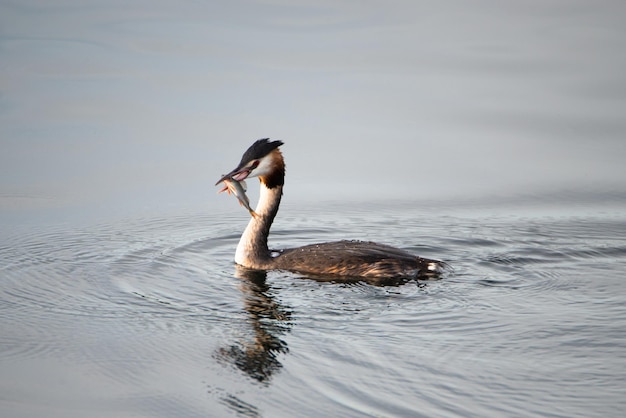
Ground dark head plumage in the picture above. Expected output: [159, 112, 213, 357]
[238, 138, 284, 169]
[215, 138, 285, 188]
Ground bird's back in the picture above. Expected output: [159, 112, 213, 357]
[271, 240, 441, 279]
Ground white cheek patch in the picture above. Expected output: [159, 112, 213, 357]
[252, 155, 274, 177]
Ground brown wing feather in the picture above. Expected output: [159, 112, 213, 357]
[272, 240, 440, 279]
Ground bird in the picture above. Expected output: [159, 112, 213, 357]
[216, 139, 444, 280]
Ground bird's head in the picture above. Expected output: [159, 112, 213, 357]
[215, 138, 285, 189]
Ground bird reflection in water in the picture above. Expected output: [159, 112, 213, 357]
[216, 265, 435, 384]
[216, 265, 292, 384]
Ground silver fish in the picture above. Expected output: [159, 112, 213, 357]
[219, 177, 258, 218]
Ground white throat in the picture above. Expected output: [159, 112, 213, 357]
[235, 182, 283, 267]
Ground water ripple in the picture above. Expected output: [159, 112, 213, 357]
[2, 208, 626, 416]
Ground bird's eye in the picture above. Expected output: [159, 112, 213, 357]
[250, 160, 260, 169]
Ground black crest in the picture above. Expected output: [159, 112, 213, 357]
[238, 138, 284, 168]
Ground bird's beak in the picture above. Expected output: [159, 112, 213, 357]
[215, 166, 251, 186]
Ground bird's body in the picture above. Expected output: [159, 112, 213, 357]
[273, 240, 439, 278]
[216, 139, 443, 279]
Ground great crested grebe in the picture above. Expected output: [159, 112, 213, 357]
[216, 139, 444, 279]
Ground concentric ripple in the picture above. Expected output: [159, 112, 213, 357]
[2, 206, 626, 417]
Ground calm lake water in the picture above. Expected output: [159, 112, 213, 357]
[2, 0, 626, 417]
[2, 195, 626, 417]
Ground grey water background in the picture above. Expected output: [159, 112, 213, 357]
[1, 1, 626, 417]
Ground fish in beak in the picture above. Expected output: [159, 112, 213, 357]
[217, 176, 258, 218]
[216, 138, 285, 217]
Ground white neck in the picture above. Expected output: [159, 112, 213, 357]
[235, 182, 283, 268]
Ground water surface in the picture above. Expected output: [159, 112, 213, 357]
[2, 1, 626, 417]
[2, 196, 626, 417]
